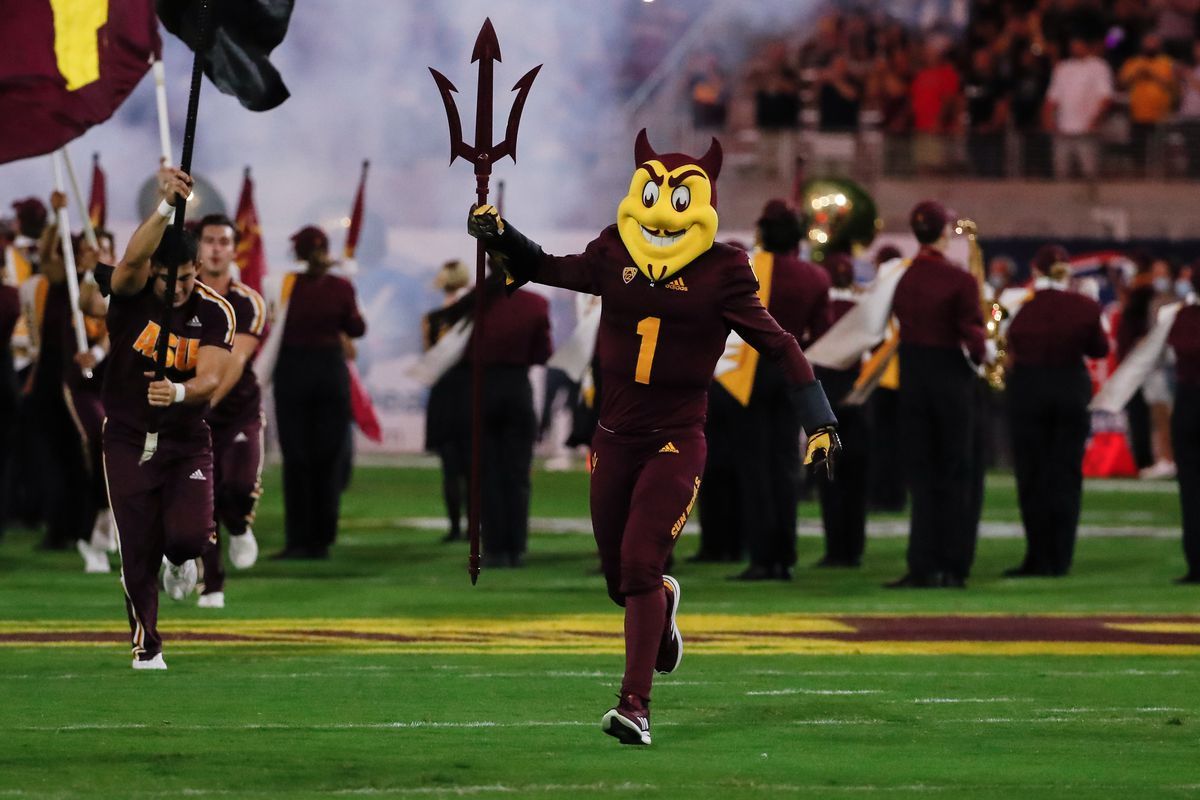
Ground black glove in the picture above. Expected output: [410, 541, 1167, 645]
[467, 204, 504, 241]
[804, 426, 841, 480]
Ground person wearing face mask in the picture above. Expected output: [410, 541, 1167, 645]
[1004, 245, 1109, 577]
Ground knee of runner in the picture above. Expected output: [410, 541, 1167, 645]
[619, 559, 662, 598]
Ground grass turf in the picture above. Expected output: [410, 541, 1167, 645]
[0, 465, 1197, 798]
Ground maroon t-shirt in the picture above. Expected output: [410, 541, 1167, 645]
[206, 278, 266, 428]
[468, 288, 551, 367]
[768, 253, 832, 348]
[1008, 288, 1109, 368]
[95, 263, 234, 437]
[280, 272, 366, 348]
[504, 224, 815, 436]
[893, 247, 986, 362]
[1169, 304, 1200, 387]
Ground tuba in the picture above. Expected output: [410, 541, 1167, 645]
[955, 218, 1007, 391]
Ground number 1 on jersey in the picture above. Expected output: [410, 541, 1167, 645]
[635, 316, 661, 385]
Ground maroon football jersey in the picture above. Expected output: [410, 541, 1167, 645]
[206, 278, 266, 428]
[504, 225, 814, 436]
[1170, 304, 1200, 387]
[95, 263, 234, 437]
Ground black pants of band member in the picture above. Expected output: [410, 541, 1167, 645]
[1007, 364, 1092, 574]
[815, 366, 869, 565]
[480, 365, 536, 562]
[898, 345, 978, 580]
[274, 347, 351, 553]
[1173, 383, 1200, 576]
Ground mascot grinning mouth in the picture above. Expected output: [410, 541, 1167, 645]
[639, 225, 687, 248]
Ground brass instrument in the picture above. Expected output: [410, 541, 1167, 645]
[955, 218, 1007, 391]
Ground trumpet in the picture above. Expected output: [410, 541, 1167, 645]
[955, 218, 1008, 391]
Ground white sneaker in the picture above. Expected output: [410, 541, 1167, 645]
[91, 511, 117, 553]
[162, 557, 198, 601]
[1139, 461, 1177, 480]
[77, 539, 111, 574]
[197, 591, 225, 609]
[131, 653, 167, 670]
[229, 529, 259, 570]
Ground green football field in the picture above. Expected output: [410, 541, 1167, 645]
[2, 465, 1198, 799]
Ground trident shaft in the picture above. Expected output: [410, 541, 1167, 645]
[429, 18, 540, 585]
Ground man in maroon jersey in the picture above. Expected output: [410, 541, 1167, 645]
[886, 201, 986, 589]
[468, 130, 839, 745]
[195, 214, 266, 608]
[96, 167, 235, 669]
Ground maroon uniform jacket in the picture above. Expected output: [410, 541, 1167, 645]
[893, 247, 986, 363]
[206, 278, 266, 429]
[95, 263, 234, 438]
[768, 253, 833, 349]
[1008, 288, 1109, 368]
[1170, 304, 1200, 387]
[281, 271, 366, 348]
[498, 225, 815, 436]
[468, 288, 551, 367]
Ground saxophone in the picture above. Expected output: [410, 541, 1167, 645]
[955, 218, 1007, 391]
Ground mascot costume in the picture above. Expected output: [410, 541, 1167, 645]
[468, 130, 839, 745]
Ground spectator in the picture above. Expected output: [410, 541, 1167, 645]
[688, 54, 729, 130]
[1119, 33, 1178, 172]
[964, 48, 1011, 176]
[818, 54, 863, 132]
[1043, 34, 1114, 179]
[1178, 40, 1200, 176]
[909, 38, 963, 171]
[1152, 0, 1200, 61]
[751, 42, 801, 130]
[866, 46, 913, 134]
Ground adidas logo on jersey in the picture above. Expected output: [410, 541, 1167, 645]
[188, 470, 205, 481]
[658, 441, 679, 454]
[186, 316, 201, 326]
[234, 432, 249, 443]
[665, 277, 687, 292]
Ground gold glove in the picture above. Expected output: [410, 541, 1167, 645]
[804, 426, 841, 480]
[467, 204, 505, 240]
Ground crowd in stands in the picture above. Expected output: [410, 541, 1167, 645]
[687, 0, 1200, 178]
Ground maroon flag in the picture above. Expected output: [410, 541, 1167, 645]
[88, 153, 107, 229]
[343, 160, 369, 260]
[233, 167, 266, 291]
[0, 1, 159, 164]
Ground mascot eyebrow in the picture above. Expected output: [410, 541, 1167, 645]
[667, 169, 705, 187]
[639, 162, 666, 183]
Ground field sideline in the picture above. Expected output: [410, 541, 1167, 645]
[1, 465, 1197, 799]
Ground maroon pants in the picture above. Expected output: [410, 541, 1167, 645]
[200, 412, 264, 594]
[103, 423, 216, 659]
[65, 385, 107, 513]
[590, 426, 705, 702]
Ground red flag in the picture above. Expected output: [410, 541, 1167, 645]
[348, 361, 382, 443]
[234, 167, 267, 292]
[0, 1, 159, 164]
[343, 160, 369, 260]
[88, 153, 107, 229]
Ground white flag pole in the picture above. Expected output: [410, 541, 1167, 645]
[52, 151, 93, 379]
[153, 58, 172, 164]
[60, 146, 98, 249]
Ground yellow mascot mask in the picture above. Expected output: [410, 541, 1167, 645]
[617, 129, 722, 284]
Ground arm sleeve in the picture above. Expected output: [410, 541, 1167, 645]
[489, 222, 603, 295]
[200, 296, 235, 351]
[341, 282, 367, 338]
[805, 284, 834, 346]
[721, 257, 815, 386]
[956, 275, 987, 364]
[530, 299, 552, 366]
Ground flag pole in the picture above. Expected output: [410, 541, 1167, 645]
[60, 147, 98, 250]
[153, 57, 173, 165]
[141, 0, 211, 465]
[52, 151, 93, 380]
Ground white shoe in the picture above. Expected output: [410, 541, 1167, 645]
[77, 539, 111, 574]
[131, 653, 167, 670]
[229, 529, 259, 570]
[1139, 461, 1177, 480]
[91, 511, 117, 553]
[162, 557, 198, 601]
[197, 591, 225, 609]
